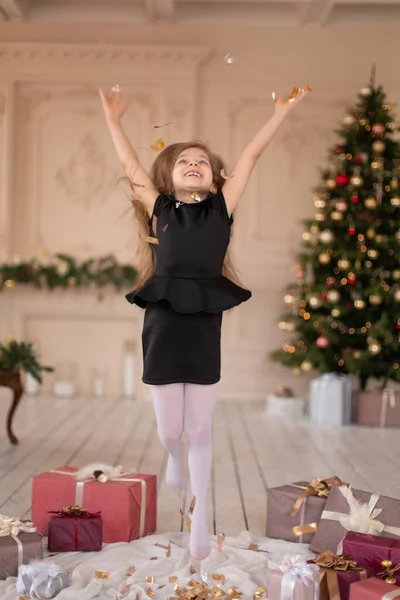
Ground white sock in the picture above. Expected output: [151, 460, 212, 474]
[184, 382, 217, 560]
[150, 383, 185, 492]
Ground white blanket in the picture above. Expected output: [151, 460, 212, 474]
[0, 531, 315, 599]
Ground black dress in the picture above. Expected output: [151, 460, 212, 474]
[125, 190, 252, 385]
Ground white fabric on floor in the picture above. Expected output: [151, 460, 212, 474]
[0, 531, 315, 599]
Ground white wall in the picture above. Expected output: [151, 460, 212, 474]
[0, 21, 399, 398]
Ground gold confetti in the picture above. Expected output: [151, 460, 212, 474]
[154, 121, 172, 129]
[121, 584, 132, 595]
[150, 556, 158, 560]
[158, 584, 166, 589]
[150, 138, 165, 151]
[212, 587, 225, 597]
[162, 224, 168, 232]
[94, 570, 109, 579]
[189, 496, 196, 514]
[174, 584, 183, 593]
[169, 576, 178, 583]
[220, 169, 233, 180]
[143, 236, 159, 245]
[253, 586, 266, 599]
[188, 579, 198, 587]
[146, 576, 155, 584]
[217, 532, 225, 552]
[155, 543, 169, 550]
[126, 566, 136, 576]
[166, 542, 171, 558]
[248, 543, 259, 552]
[146, 588, 155, 598]
[212, 574, 226, 584]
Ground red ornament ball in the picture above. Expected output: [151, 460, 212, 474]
[334, 145, 342, 154]
[348, 226, 356, 235]
[351, 194, 360, 204]
[353, 155, 362, 164]
[348, 276, 356, 285]
[336, 174, 350, 186]
[316, 335, 330, 349]
[321, 292, 328, 301]
[396, 319, 400, 330]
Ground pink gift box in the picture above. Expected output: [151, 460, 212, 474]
[350, 577, 400, 599]
[32, 466, 157, 543]
[343, 532, 400, 585]
[267, 559, 320, 600]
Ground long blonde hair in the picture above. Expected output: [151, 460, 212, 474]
[130, 141, 240, 290]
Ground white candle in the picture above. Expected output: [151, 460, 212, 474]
[25, 373, 40, 396]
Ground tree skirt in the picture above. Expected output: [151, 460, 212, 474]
[0, 531, 315, 599]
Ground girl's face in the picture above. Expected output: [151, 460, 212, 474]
[171, 147, 215, 197]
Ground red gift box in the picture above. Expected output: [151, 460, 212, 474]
[48, 507, 102, 552]
[350, 577, 400, 599]
[343, 532, 400, 585]
[32, 467, 157, 543]
[311, 551, 375, 600]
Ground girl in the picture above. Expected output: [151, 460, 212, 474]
[99, 84, 310, 560]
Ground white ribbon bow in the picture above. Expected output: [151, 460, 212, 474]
[0, 514, 36, 537]
[269, 555, 319, 600]
[16, 561, 64, 597]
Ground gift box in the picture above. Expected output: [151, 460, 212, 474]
[32, 466, 157, 543]
[266, 477, 344, 543]
[309, 374, 353, 425]
[343, 532, 400, 585]
[16, 562, 70, 598]
[357, 389, 400, 427]
[0, 516, 43, 580]
[349, 577, 400, 599]
[310, 485, 400, 554]
[312, 550, 375, 600]
[48, 506, 102, 552]
[266, 389, 305, 419]
[267, 555, 320, 600]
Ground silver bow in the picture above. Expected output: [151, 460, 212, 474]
[269, 555, 319, 600]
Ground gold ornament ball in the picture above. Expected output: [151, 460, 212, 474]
[301, 361, 313, 372]
[338, 258, 350, 269]
[325, 178, 336, 190]
[302, 231, 312, 242]
[331, 211, 343, 221]
[343, 115, 355, 125]
[368, 249, 379, 259]
[366, 228, 376, 239]
[371, 161, 381, 170]
[315, 212, 326, 222]
[364, 197, 377, 209]
[368, 340, 382, 355]
[319, 252, 331, 265]
[391, 178, 399, 190]
[308, 293, 322, 308]
[394, 289, 400, 302]
[375, 234, 385, 243]
[319, 230, 334, 244]
[372, 140, 385, 153]
[354, 299, 366, 309]
[381, 560, 393, 569]
[393, 269, 400, 280]
[353, 350, 362, 359]
[279, 320, 296, 332]
[396, 230, 400, 242]
[390, 195, 400, 207]
[369, 294, 383, 305]
[284, 293, 295, 305]
[360, 87, 371, 96]
[331, 308, 341, 317]
[327, 289, 340, 303]
[350, 175, 363, 186]
[313, 196, 326, 208]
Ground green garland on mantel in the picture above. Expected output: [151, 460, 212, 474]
[0, 253, 137, 296]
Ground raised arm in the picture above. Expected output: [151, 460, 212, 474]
[99, 87, 158, 215]
[223, 86, 311, 216]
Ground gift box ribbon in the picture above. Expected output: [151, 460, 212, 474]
[383, 590, 400, 600]
[320, 486, 400, 553]
[269, 555, 320, 600]
[0, 514, 37, 569]
[48, 506, 101, 519]
[50, 469, 147, 537]
[380, 388, 397, 428]
[291, 476, 346, 516]
[312, 550, 367, 600]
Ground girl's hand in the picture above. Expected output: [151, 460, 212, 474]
[99, 86, 129, 124]
[273, 86, 311, 116]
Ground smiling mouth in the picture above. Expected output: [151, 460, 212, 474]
[185, 171, 202, 178]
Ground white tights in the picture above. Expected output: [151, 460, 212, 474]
[149, 382, 218, 560]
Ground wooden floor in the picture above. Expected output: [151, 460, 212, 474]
[0, 395, 399, 537]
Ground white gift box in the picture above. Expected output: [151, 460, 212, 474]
[265, 394, 305, 419]
[308, 373, 353, 425]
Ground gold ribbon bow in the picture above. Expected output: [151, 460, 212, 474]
[0, 514, 36, 537]
[291, 476, 346, 517]
[312, 551, 367, 600]
[378, 560, 400, 585]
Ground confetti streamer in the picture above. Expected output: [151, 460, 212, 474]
[154, 121, 172, 129]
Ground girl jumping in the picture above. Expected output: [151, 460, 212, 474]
[99, 84, 310, 560]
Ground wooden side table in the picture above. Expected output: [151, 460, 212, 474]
[0, 370, 23, 444]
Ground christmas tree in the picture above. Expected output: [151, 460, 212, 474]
[271, 70, 400, 391]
